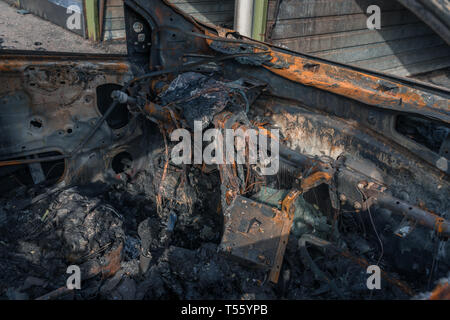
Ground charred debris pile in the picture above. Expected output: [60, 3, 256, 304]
[0, 69, 449, 300]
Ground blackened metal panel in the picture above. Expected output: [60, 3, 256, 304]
[103, 0, 235, 41]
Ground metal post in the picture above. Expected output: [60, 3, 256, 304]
[234, 0, 254, 38]
[252, 0, 268, 41]
[85, 0, 100, 41]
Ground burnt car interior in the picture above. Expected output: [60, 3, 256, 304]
[0, 0, 449, 300]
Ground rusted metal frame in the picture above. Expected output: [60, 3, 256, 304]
[280, 157, 336, 212]
[1, 50, 251, 171]
[201, 36, 449, 123]
[0, 49, 128, 58]
[0, 54, 132, 169]
[339, 164, 449, 238]
[206, 31, 449, 123]
[126, 1, 449, 125]
[129, 0, 440, 99]
[0, 52, 130, 73]
[301, 171, 334, 192]
[261, 49, 450, 124]
[126, 0, 448, 236]
[280, 171, 334, 215]
[126, 0, 449, 124]
[281, 149, 450, 238]
[254, 102, 448, 232]
[224, 65, 449, 176]
[269, 207, 294, 283]
[129, 50, 272, 90]
[221, 108, 450, 238]
[363, 191, 450, 238]
[242, 116, 450, 239]
[298, 234, 415, 296]
[276, 167, 338, 283]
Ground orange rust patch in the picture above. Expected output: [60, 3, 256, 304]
[430, 282, 450, 300]
[263, 51, 432, 110]
[225, 189, 234, 205]
[257, 126, 279, 141]
[88, 242, 123, 279]
[281, 190, 302, 217]
[301, 171, 333, 191]
[0, 59, 130, 73]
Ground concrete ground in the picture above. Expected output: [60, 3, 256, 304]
[0, 1, 127, 54]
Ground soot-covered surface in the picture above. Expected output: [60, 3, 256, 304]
[0, 72, 448, 300]
[0, 139, 437, 300]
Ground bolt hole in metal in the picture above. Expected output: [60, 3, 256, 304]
[84, 95, 93, 103]
[112, 152, 133, 174]
[30, 118, 43, 129]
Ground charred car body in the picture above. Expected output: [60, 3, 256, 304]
[0, 0, 449, 300]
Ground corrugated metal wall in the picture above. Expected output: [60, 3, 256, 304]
[103, 0, 235, 41]
[267, 0, 450, 76]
